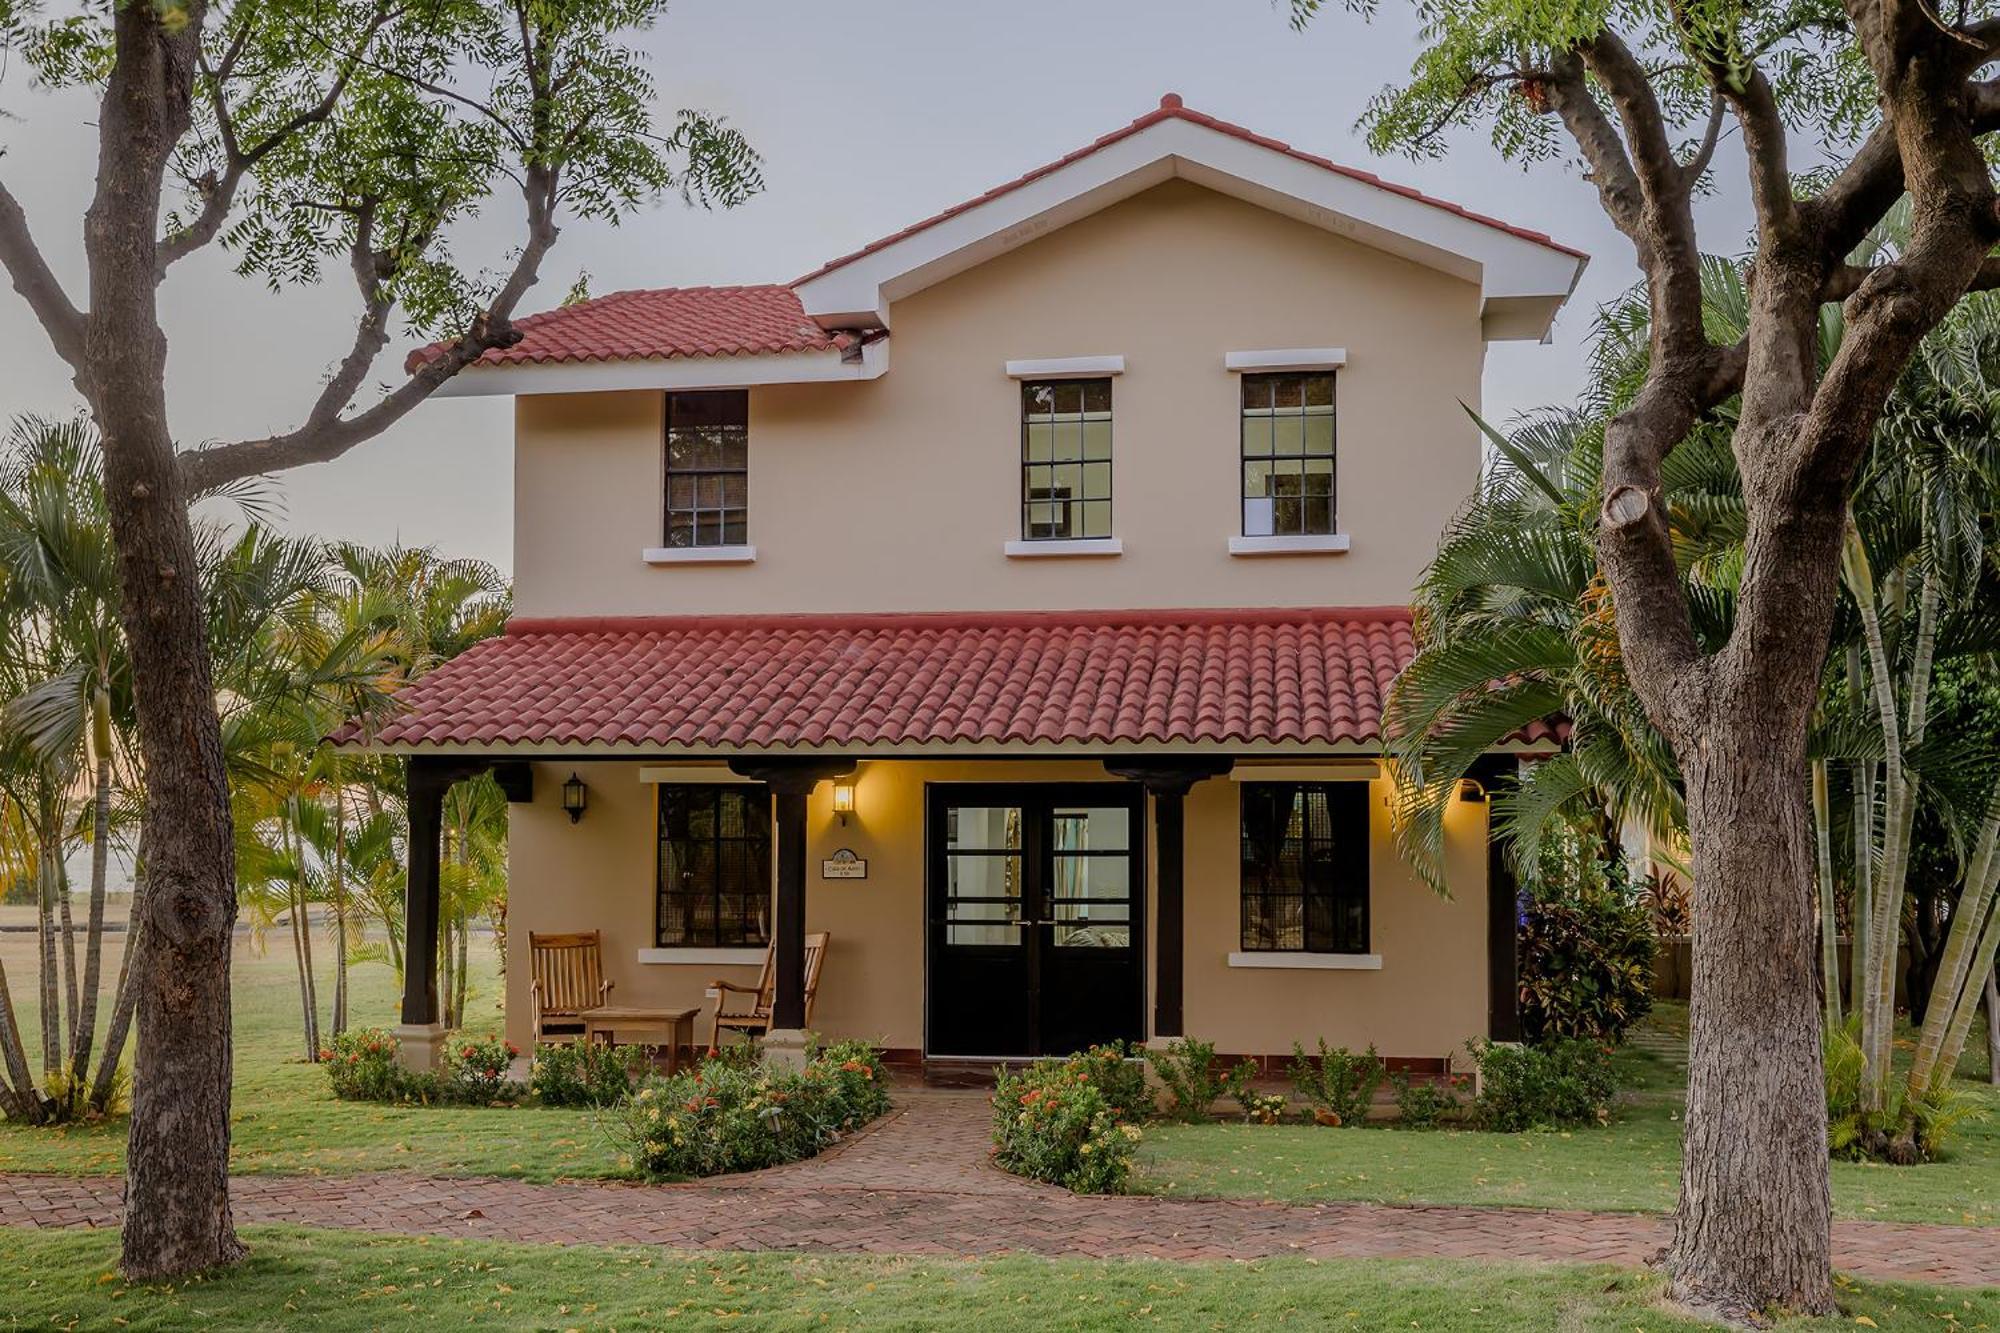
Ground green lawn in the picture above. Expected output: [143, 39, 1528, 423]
[1134, 1004, 2000, 1228]
[0, 935, 632, 1181]
[4, 1225, 1994, 1332]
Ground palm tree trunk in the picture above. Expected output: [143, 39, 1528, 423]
[1813, 761, 1840, 1028]
[330, 763, 349, 1037]
[70, 696, 115, 1087]
[36, 839, 60, 1075]
[1923, 887, 2000, 1096]
[55, 856, 79, 1072]
[0, 951, 44, 1120]
[1905, 784, 2000, 1098]
[1986, 965, 1999, 1088]
[454, 907, 469, 1030]
[90, 912, 142, 1113]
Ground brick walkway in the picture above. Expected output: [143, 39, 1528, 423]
[4, 1089, 1995, 1288]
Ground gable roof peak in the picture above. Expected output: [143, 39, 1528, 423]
[793, 93, 1587, 342]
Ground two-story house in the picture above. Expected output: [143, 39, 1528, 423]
[339, 95, 1584, 1074]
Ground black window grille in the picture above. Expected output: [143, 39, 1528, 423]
[665, 390, 748, 548]
[1241, 372, 1335, 537]
[657, 785, 770, 947]
[1239, 781, 1369, 952]
[1021, 379, 1112, 540]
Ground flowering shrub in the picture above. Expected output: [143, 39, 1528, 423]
[990, 1061, 1142, 1194]
[1050, 1041, 1152, 1123]
[531, 1040, 652, 1108]
[442, 1034, 523, 1103]
[1288, 1041, 1383, 1127]
[612, 1043, 891, 1180]
[1145, 1036, 1225, 1122]
[1390, 1070, 1465, 1129]
[810, 1038, 892, 1128]
[1240, 1091, 1288, 1125]
[1470, 1038, 1618, 1131]
[323, 1028, 408, 1102]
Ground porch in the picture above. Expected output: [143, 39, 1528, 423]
[341, 608, 1540, 1070]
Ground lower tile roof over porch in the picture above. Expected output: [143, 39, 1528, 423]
[333, 608, 1545, 1067]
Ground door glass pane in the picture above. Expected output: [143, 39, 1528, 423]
[944, 805, 1022, 945]
[1050, 806, 1132, 948]
[948, 806, 1022, 851]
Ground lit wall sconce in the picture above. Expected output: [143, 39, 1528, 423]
[561, 771, 589, 824]
[1458, 778, 1486, 804]
[831, 776, 857, 825]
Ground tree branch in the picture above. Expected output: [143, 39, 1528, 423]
[1683, 92, 1725, 186]
[0, 178, 86, 369]
[178, 166, 560, 491]
[158, 0, 393, 273]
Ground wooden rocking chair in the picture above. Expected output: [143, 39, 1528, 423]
[528, 930, 612, 1045]
[708, 932, 829, 1049]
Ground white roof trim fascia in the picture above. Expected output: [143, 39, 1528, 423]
[1005, 355, 1125, 378]
[428, 338, 889, 399]
[1225, 347, 1347, 373]
[794, 117, 1586, 341]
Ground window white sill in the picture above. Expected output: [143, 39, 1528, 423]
[637, 947, 766, 966]
[643, 545, 756, 565]
[1228, 534, 1351, 557]
[1227, 951, 1381, 971]
[1003, 537, 1123, 558]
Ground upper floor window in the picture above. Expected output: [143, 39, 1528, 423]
[657, 784, 770, 948]
[1021, 379, 1112, 541]
[1239, 781, 1369, 953]
[665, 390, 748, 549]
[1241, 372, 1335, 538]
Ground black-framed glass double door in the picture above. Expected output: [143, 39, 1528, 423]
[925, 783, 1145, 1057]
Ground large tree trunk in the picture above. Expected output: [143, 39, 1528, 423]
[54, 0, 243, 1280]
[1668, 735, 1834, 1315]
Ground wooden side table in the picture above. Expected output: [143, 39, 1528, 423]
[579, 1005, 700, 1073]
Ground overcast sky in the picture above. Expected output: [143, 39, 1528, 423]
[0, 0, 1762, 575]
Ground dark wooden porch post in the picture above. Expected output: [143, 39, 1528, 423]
[1105, 758, 1233, 1040]
[729, 756, 856, 1031]
[402, 756, 492, 1027]
[1470, 754, 1523, 1041]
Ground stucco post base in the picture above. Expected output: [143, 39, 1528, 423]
[394, 1022, 446, 1074]
[762, 1028, 812, 1072]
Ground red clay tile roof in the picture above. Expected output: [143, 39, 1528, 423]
[404, 285, 851, 373]
[335, 607, 1444, 753]
[794, 92, 1586, 286]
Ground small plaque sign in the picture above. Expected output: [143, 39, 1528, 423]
[821, 848, 867, 880]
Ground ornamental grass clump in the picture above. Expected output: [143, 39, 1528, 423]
[530, 1039, 652, 1108]
[613, 1042, 891, 1180]
[990, 1061, 1141, 1194]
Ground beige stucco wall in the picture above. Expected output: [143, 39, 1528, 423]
[502, 760, 1490, 1059]
[511, 178, 1486, 618]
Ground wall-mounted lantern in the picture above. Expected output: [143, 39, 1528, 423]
[831, 776, 858, 825]
[561, 771, 589, 824]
